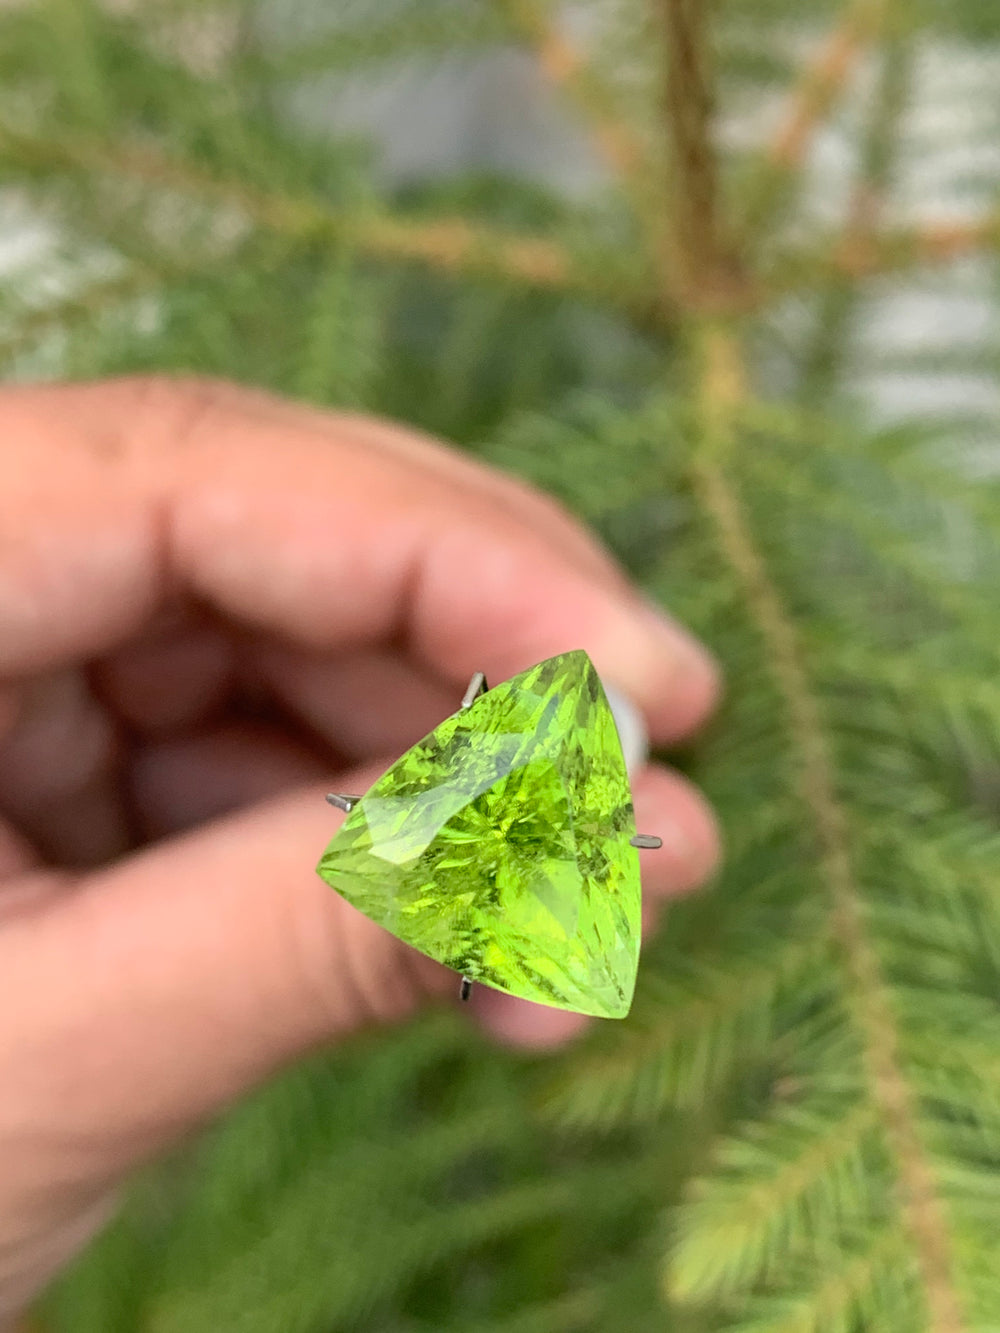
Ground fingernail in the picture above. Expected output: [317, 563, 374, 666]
[602, 683, 648, 776]
[644, 599, 718, 677]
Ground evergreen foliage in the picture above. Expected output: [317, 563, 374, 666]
[3, 1, 1000, 1329]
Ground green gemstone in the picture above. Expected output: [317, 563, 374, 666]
[316, 650, 641, 1018]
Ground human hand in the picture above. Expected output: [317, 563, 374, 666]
[0, 377, 720, 1322]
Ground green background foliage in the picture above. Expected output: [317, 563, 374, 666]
[4, 1, 1000, 1329]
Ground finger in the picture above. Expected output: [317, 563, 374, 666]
[250, 645, 458, 763]
[632, 764, 721, 905]
[0, 686, 17, 739]
[469, 989, 590, 1048]
[0, 822, 39, 886]
[0, 671, 130, 867]
[129, 722, 329, 839]
[53, 379, 623, 588]
[128, 728, 720, 1055]
[125, 733, 718, 1059]
[0, 773, 454, 1217]
[0, 377, 718, 743]
[91, 606, 234, 735]
[0, 688, 43, 905]
[470, 763, 720, 1048]
[0, 740, 722, 1178]
[311, 409, 623, 585]
[0, 689, 38, 885]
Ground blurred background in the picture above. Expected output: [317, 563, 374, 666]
[5, 1, 1000, 1330]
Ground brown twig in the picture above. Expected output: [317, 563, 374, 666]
[654, 0, 741, 310]
[836, 215, 1000, 273]
[651, 0, 964, 1312]
[770, 24, 860, 168]
[768, 0, 885, 170]
[766, 213, 1000, 292]
[796, 29, 909, 403]
[0, 127, 660, 317]
[4, 127, 994, 363]
[497, 0, 647, 180]
[740, 0, 889, 242]
[495, 0, 686, 305]
[691, 323, 966, 1333]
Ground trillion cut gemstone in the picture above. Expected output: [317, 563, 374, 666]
[316, 650, 641, 1018]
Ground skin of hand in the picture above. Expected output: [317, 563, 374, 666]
[0, 376, 721, 1324]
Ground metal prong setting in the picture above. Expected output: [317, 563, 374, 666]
[631, 834, 663, 849]
[459, 976, 473, 1002]
[326, 793, 362, 813]
[461, 671, 488, 709]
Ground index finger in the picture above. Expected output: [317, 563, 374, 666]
[0, 377, 718, 742]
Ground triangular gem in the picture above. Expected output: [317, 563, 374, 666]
[316, 650, 641, 1018]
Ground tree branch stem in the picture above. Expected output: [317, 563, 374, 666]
[497, 0, 646, 180]
[655, 0, 736, 307]
[0, 127, 653, 315]
[691, 322, 966, 1333]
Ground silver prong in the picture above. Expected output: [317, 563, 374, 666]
[631, 834, 663, 849]
[461, 671, 488, 709]
[460, 976, 473, 1002]
[326, 793, 361, 813]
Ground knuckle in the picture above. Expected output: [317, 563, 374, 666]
[499, 482, 624, 584]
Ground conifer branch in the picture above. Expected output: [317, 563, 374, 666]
[764, 1227, 908, 1333]
[496, 0, 646, 180]
[690, 325, 966, 1333]
[833, 215, 1000, 275]
[740, 0, 890, 239]
[0, 127, 658, 316]
[738, 448, 985, 634]
[768, 0, 887, 171]
[13, 3, 1000, 1326]
[767, 213, 1000, 292]
[494, 0, 682, 304]
[655, 1, 965, 1305]
[797, 32, 909, 404]
[654, 0, 742, 309]
[672, 1101, 879, 1300]
[723, 1104, 876, 1237]
[549, 937, 825, 1126]
[458, 1289, 600, 1333]
[0, 270, 153, 362]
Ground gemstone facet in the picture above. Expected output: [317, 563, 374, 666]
[316, 650, 641, 1018]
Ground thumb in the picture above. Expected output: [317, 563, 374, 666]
[0, 771, 450, 1189]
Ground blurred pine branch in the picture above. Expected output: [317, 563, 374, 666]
[1, 0, 997, 1329]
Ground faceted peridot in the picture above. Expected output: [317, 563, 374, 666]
[316, 650, 641, 1018]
